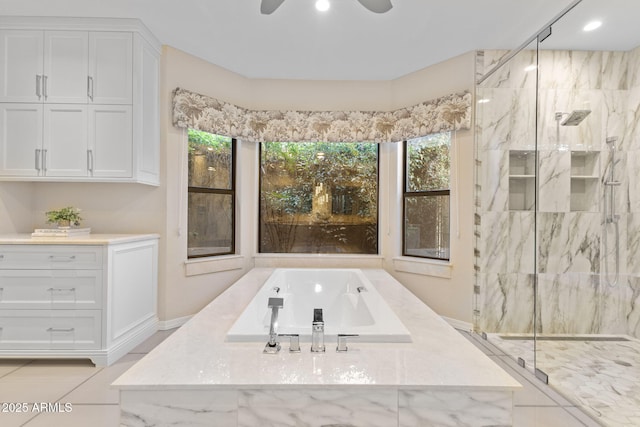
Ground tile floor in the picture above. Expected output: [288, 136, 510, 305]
[461, 331, 604, 427]
[0, 327, 602, 427]
[0, 329, 175, 427]
[485, 333, 640, 426]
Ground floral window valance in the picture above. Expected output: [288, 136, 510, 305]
[172, 87, 471, 143]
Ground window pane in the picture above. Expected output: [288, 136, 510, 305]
[406, 133, 450, 192]
[260, 142, 378, 254]
[404, 194, 450, 260]
[188, 192, 233, 257]
[188, 129, 233, 189]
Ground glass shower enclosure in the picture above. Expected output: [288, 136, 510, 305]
[474, 0, 640, 425]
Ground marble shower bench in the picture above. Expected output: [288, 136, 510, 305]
[113, 268, 520, 426]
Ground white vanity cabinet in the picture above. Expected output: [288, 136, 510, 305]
[0, 234, 159, 366]
[0, 18, 159, 185]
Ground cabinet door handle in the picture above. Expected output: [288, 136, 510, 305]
[46, 327, 75, 333]
[43, 75, 48, 100]
[35, 149, 41, 172]
[87, 76, 94, 101]
[87, 149, 94, 173]
[48, 255, 76, 262]
[47, 287, 76, 293]
[42, 149, 47, 173]
[36, 75, 42, 99]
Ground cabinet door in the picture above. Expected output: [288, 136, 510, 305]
[43, 31, 88, 104]
[89, 32, 132, 105]
[88, 105, 132, 178]
[0, 103, 43, 176]
[43, 104, 88, 176]
[0, 30, 44, 103]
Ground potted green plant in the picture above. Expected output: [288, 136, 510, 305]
[45, 206, 82, 228]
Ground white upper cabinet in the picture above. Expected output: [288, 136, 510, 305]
[0, 103, 43, 175]
[89, 32, 132, 105]
[0, 30, 132, 104]
[43, 31, 89, 104]
[0, 30, 43, 103]
[0, 18, 160, 185]
[89, 105, 132, 178]
[43, 104, 88, 176]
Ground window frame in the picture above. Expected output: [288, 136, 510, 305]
[187, 133, 237, 259]
[258, 141, 380, 255]
[402, 135, 451, 261]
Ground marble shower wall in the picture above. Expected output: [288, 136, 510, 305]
[476, 45, 640, 337]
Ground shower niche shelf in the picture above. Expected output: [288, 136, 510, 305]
[509, 150, 535, 211]
[570, 151, 600, 212]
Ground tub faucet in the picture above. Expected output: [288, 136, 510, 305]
[311, 308, 325, 353]
[264, 297, 284, 354]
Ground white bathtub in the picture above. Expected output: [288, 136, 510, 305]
[226, 268, 412, 343]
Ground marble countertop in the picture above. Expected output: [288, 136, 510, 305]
[0, 233, 160, 245]
[113, 268, 521, 391]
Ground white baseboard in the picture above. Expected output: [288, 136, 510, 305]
[158, 315, 192, 330]
[442, 316, 473, 332]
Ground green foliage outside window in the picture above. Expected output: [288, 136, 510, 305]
[260, 142, 378, 254]
[406, 133, 450, 192]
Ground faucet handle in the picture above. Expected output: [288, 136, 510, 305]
[336, 334, 359, 352]
[278, 334, 301, 353]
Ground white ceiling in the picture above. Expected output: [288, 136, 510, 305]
[1, 0, 639, 81]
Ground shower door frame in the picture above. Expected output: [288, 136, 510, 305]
[474, 0, 584, 382]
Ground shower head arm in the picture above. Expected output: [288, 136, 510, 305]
[554, 112, 568, 121]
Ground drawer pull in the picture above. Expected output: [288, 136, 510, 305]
[47, 287, 76, 293]
[0, 254, 4, 260]
[49, 255, 76, 262]
[46, 327, 75, 333]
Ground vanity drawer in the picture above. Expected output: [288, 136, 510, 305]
[0, 245, 103, 269]
[0, 310, 101, 350]
[0, 270, 102, 309]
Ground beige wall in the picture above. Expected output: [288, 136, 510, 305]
[0, 182, 34, 233]
[161, 46, 476, 323]
[0, 46, 476, 324]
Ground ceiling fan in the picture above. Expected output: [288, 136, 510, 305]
[260, 0, 393, 14]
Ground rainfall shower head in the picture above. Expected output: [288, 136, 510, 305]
[557, 110, 591, 126]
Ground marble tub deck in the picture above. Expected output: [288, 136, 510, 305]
[113, 269, 521, 427]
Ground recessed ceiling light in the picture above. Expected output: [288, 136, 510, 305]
[583, 21, 602, 32]
[478, 98, 490, 104]
[315, 0, 330, 12]
[524, 64, 538, 72]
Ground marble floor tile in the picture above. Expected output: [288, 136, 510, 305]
[128, 328, 177, 354]
[487, 333, 640, 427]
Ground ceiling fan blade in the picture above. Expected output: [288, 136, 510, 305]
[261, 0, 286, 14]
[356, 0, 393, 13]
